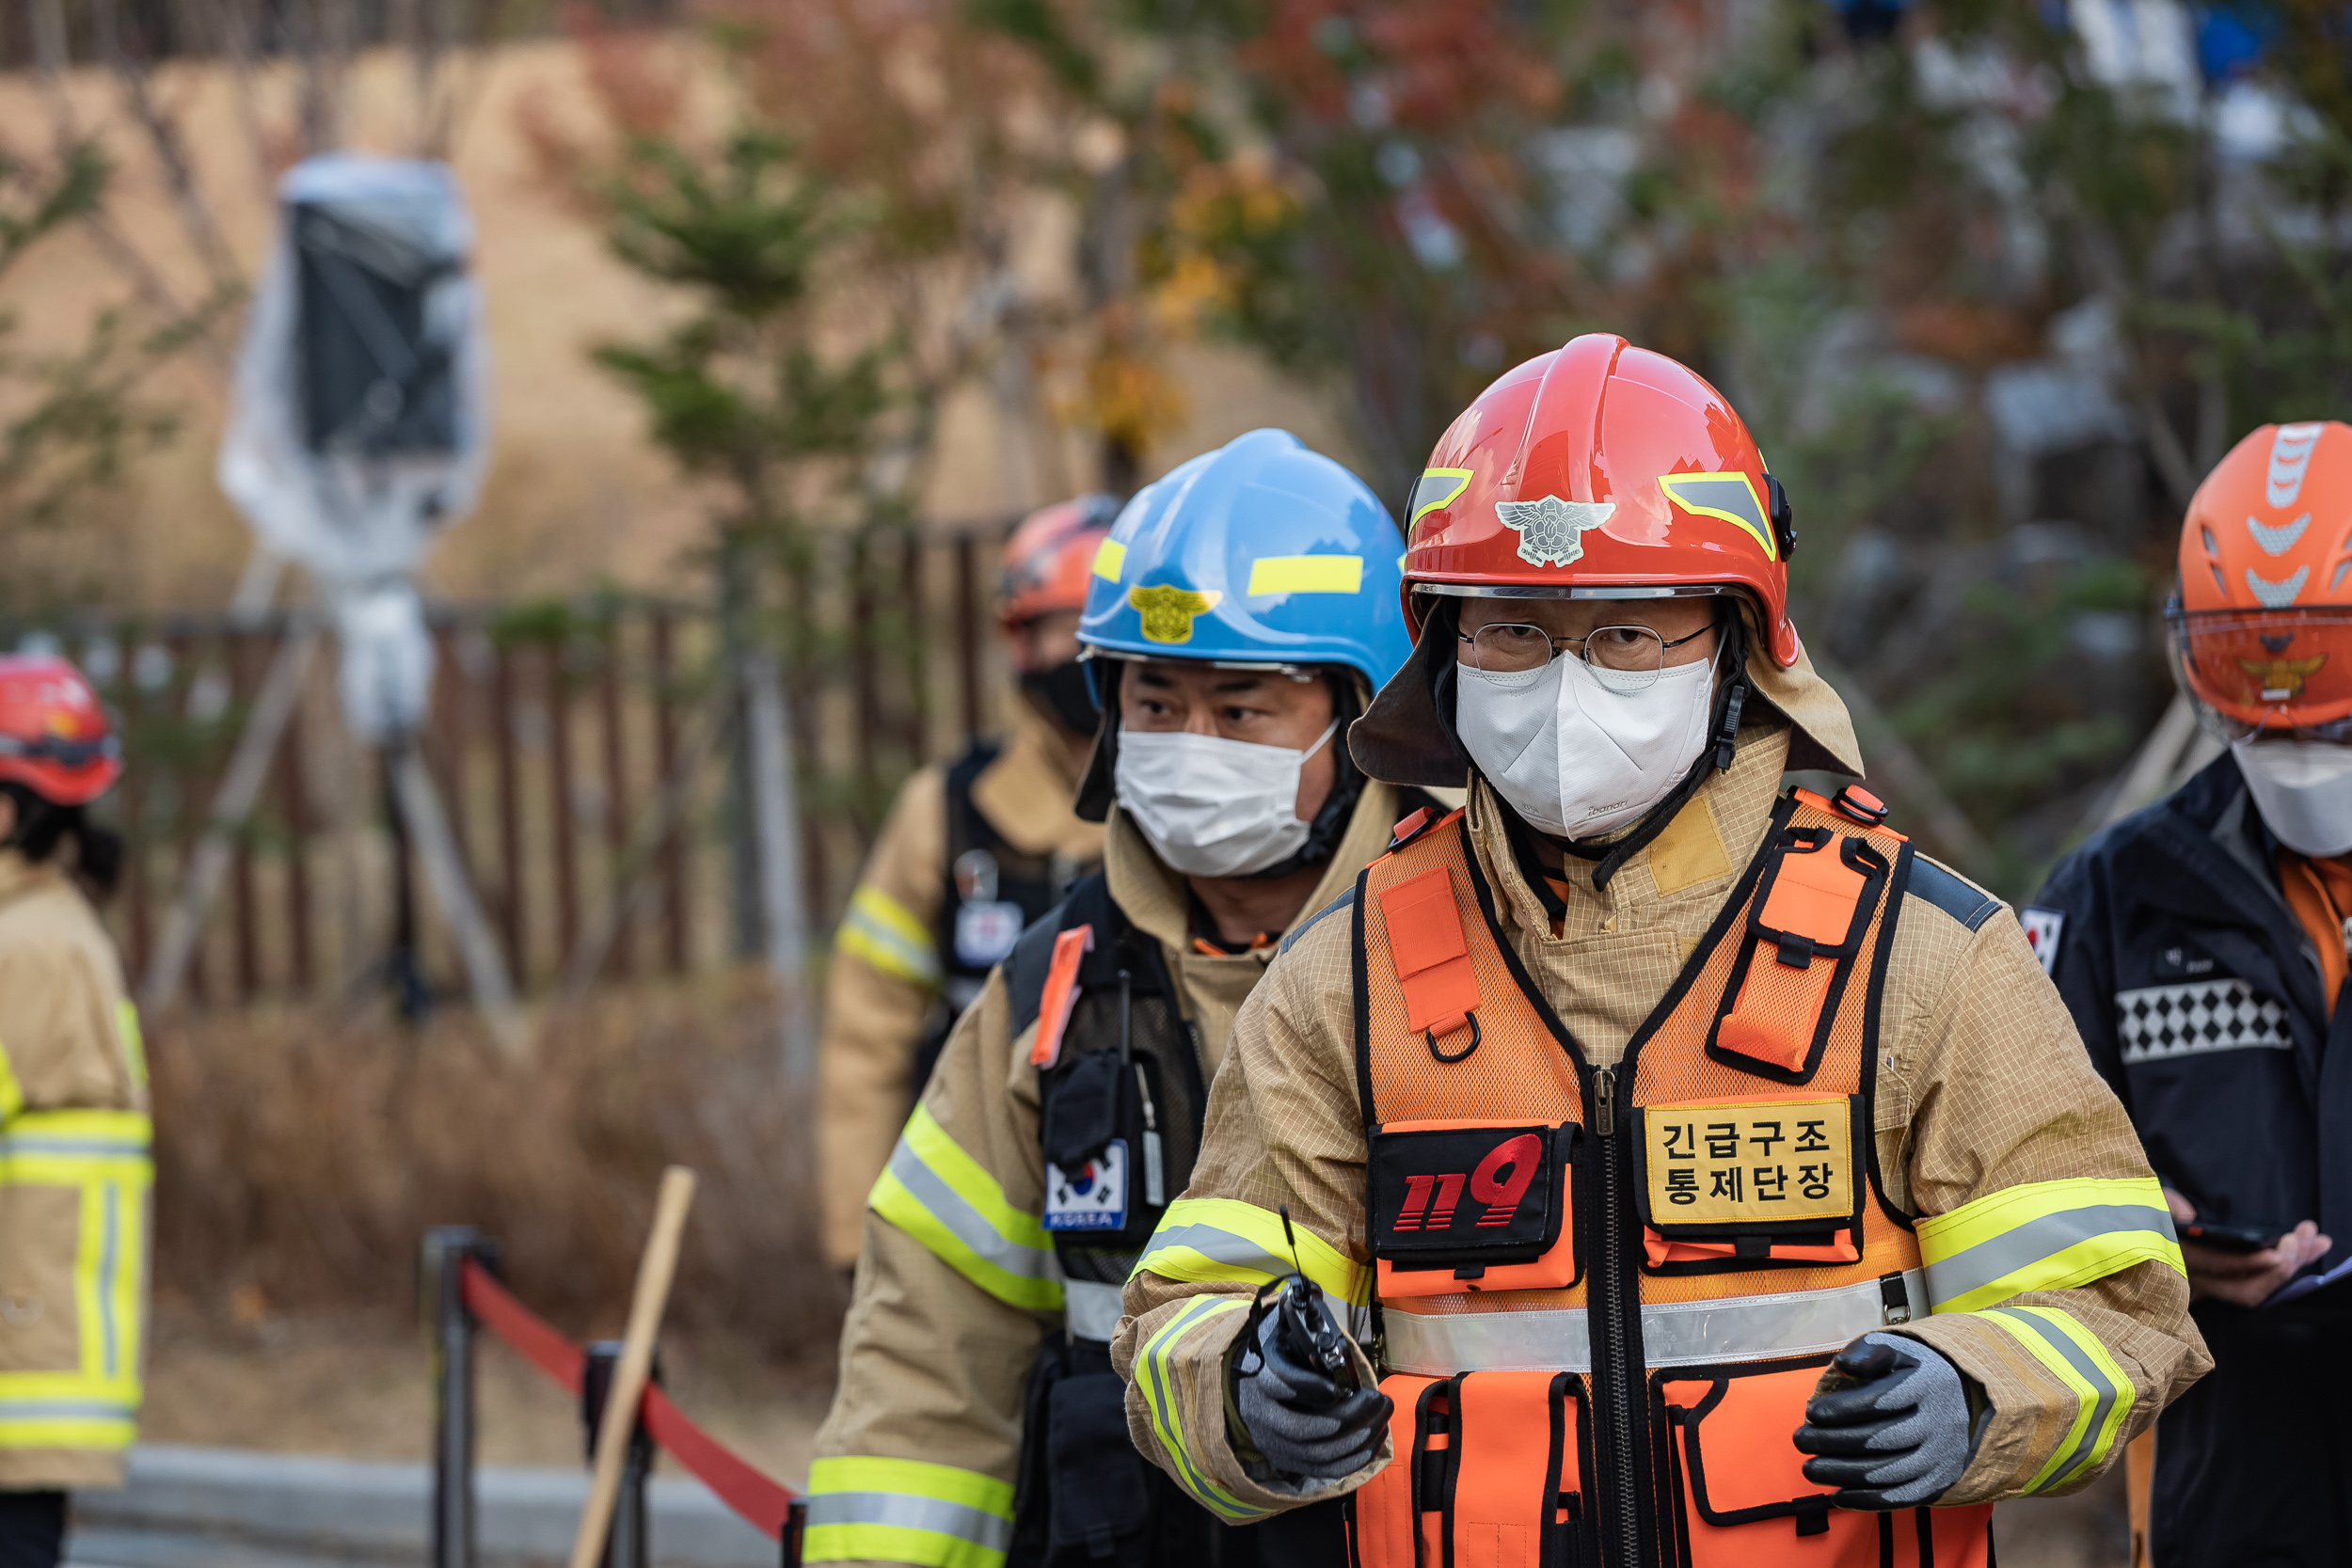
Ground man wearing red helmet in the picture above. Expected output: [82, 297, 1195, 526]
[1112, 336, 2208, 1568]
[817, 499, 1117, 1273]
[0, 654, 151, 1568]
[2029, 421, 2352, 1567]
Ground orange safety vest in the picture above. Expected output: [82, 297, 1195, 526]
[1345, 790, 1995, 1568]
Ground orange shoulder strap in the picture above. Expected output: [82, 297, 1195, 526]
[1378, 864, 1481, 1045]
[1709, 799, 1898, 1082]
[1027, 924, 1094, 1069]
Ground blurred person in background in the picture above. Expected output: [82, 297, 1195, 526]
[0, 655, 151, 1568]
[804, 430, 1436, 1568]
[817, 499, 1118, 1275]
[1113, 338, 2207, 1568]
[2030, 421, 2352, 1567]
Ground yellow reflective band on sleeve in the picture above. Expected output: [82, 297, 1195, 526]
[1131, 1197, 1368, 1306]
[803, 1455, 1013, 1568]
[1247, 556, 1364, 596]
[837, 885, 942, 987]
[114, 1002, 148, 1090]
[0, 1045, 22, 1122]
[1979, 1306, 2135, 1495]
[869, 1104, 1063, 1313]
[1919, 1177, 2183, 1315]
[1136, 1294, 1269, 1524]
[1093, 538, 1128, 583]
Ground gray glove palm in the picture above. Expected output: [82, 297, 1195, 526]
[1792, 1334, 1978, 1508]
[1232, 1306, 1391, 1481]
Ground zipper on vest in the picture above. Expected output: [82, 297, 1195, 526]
[1590, 1065, 1640, 1568]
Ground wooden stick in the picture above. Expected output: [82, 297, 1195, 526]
[567, 1166, 697, 1568]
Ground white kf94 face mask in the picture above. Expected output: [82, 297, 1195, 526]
[1113, 721, 1339, 879]
[2234, 737, 2352, 858]
[1454, 651, 1716, 841]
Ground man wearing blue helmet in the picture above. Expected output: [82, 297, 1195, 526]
[807, 430, 1439, 1568]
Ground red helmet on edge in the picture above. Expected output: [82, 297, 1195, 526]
[1403, 333, 1801, 666]
[0, 655, 122, 807]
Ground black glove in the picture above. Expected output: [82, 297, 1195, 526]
[1232, 1301, 1391, 1481]
[1792, 1334, 1978, 1509]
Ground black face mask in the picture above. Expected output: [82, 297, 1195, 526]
[1022, 659, 1102, 738]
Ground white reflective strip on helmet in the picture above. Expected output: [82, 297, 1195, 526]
[1380, 1269, 1923, 1375]
[1063, 1279, 1126, 1343]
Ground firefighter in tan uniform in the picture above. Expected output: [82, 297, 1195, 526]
[818, 499, 1115, 1271]
[1113, 338, 2211, 1568]
[805, 431, 1434, 1567]
[0, 655, 151, 1568]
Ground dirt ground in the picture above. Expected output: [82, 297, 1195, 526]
[140, 1303, 833, 1484]
[139, 1302, 2130, 1565]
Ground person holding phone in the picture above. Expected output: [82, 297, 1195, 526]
[2029, 421, 2352, 1567]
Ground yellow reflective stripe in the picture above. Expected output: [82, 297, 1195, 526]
[1131, 1197, 1367, 1306]
[1919, 1177, 2182, 1314]
[1093, 538, 1128, 582]
[1247, 556, 1363, 595]
[1979, 1307, 2135, 1494]
[1409, 468, 1474, 528]
[0, 1046, 22, 1121]
[838, 886, 941, 986]
[114, 1002, 148, 1090]
[869, 1104, 1062, 1313]
[1136, 1295, 1267, 1523]
[803, 1455, 1012, 1568]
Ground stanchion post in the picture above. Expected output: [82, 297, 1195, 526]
[421, 1227, 497, 1568]
[785, 1497, 807, 1567]
[582, 1340, 660, 1568]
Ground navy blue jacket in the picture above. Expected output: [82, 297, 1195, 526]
[2033, 751, 2352, 1567]
[2035, 752, 2352, 1250]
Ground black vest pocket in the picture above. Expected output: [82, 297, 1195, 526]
[1043, 1369, 1153, 1562]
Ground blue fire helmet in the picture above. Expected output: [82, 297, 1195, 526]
[1077, 429, 1411, 691]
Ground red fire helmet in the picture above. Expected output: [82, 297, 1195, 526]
[0, 654, 121, 807]
[998, 495, 1120, 627]
[1401, 333, 1800, 666]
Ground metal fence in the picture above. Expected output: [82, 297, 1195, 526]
[9, 524, 1013, 1012]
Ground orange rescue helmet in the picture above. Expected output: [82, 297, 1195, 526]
[0, 654, 121, 807]
[998, 495, 1120, 628]
[2171, 420, 2352, 741]
[1402, 333, 1800, 666]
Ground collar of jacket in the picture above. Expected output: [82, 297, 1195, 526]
[971, 697, 1108, 863]
[0, 847, 62, 911]
[1102, 781, 1403, 958]
[1463, 719, 1795, 953]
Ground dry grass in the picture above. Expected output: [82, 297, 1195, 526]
[149, 974, 848, 1373]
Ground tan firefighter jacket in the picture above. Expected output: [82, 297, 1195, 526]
[805, 781, 1413, 1568]
[1112, 715, 2212, 1526]
[0, 848, 151, 1490]
[818, 702, 1104, 1268]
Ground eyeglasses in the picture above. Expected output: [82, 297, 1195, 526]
[1457, 622, 1714, 677]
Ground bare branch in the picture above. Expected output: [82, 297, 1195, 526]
[90, 0, 246, 293]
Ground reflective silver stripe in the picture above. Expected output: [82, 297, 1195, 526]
[886, 1140, 1057, 1284]
[803, 1490, 1014, 1552]
[1987, 1307, 2121, 1492]
[0, 1136, 150, 1157]
[1380, 1270, 1924, 1375]
[0, 1401, 138, 1418]
[1142, 1223, 1292, 1279]
[1923, 1206, 2177, 1309]
[1064, 1279, 1126, 1342]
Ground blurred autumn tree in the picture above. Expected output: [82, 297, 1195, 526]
[974, 0, 2352, 893]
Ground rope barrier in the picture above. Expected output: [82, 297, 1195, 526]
[457, 1258, 803, 1544]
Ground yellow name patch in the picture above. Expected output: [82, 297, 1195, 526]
[1643, 1096, 1851, 1225]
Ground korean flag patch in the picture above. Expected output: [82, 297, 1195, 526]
[2020, 907, 2065, 975]
[1044, 1140, 1130, 1232]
